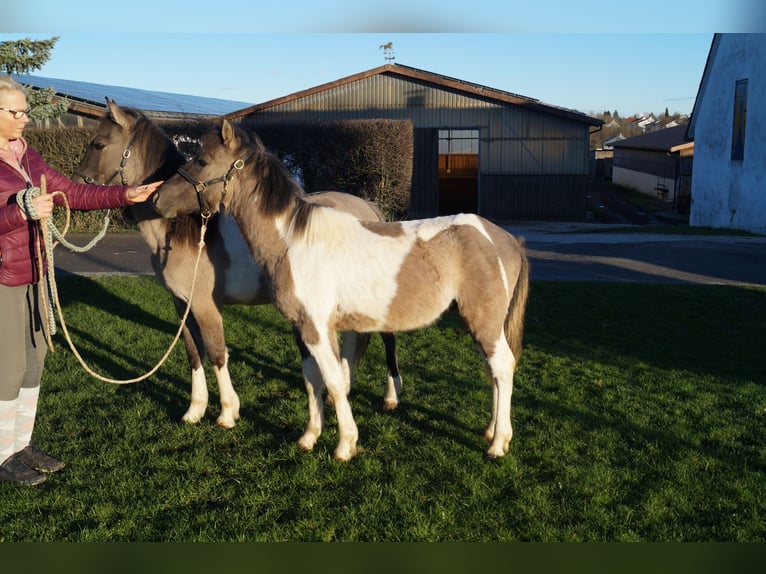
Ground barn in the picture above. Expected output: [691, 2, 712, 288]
[225, 63, 602, 220]
[610, 124, 694, 213]
[686, 34, 766, 234]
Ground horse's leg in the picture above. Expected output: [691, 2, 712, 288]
[338, 331, 359, 398]
[293, 328, 325, 452]
[380, 332, 402, 410]
[304, 331, 359, 462]
[194, 302, 240, 429]
[460, 296, 515, 458]
[339, 331, 402, 411]
[173, 298, 209, 425]
[481, 331, 516, 458]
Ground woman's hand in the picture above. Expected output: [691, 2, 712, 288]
[126, 181, 164, 204]
[18, 193, 54, 221]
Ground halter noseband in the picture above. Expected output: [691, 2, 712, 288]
[176, 148, 255, 217]
[74, 128, 139, 186]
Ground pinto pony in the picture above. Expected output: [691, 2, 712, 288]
[73, 100, 402, 427]
[153, 119, 529, 461]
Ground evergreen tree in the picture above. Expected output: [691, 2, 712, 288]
[0, 36, 69, 122]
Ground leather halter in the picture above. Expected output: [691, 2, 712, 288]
[176, 148, 255, 217]
[74, 129, 139, 186]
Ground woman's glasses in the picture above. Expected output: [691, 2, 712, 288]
[0, 107, 31, 119]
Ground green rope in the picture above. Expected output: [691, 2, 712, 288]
[16, 186, 112, 337]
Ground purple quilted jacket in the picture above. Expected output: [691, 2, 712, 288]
[0, 141, 131, 287]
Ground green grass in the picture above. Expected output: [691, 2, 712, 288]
[1, 277, 765, 541]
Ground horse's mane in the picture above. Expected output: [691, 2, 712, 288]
[167, 211, 221, 246]
[222, 125, 318, 240]
[117, 105, 206, 246]
[122, 107, 187, 182]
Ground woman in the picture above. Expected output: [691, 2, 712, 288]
[0, 74, 161, 485]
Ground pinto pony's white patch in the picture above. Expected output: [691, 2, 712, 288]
[287, 208, 416, 331]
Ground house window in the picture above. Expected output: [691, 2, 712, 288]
[731, 79, 748, 161]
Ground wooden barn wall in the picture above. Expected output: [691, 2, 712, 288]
[242, 73, 593, 218]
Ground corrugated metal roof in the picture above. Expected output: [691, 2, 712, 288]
[15, 74, 254, 116]
[611, 124, 692, 151]
[227, 63, 602, 127]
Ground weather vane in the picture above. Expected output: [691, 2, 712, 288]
[379, 42, 395, 63]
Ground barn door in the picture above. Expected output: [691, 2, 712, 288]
[438, 129, 479, 215]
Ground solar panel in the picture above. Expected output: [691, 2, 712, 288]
[15, 74, 253, 116]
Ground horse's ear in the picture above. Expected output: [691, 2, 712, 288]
[221, 118, 236, 148]
[106, 98, 131, 130]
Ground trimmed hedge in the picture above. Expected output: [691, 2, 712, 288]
[23, 118, 414, 232]
[249, 119, 414, 221]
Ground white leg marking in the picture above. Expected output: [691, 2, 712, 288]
[214, 351, 240, 429]
[307, 339, 359, 461]
[383, 374, 402, 411]
[298, 355, 325, 452]
[484, 333, 516, 458]
[182, 366, 208, 424]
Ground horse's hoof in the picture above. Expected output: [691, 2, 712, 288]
[333, 444, 358, 462]
[216, 418, 236, 429]
[485, 444, 509, 459]
[181, 412, 203, 424]
[298, 434, 318, 452]
[382, 400, 399, 411]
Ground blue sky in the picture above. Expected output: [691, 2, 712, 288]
[2, 1, 763, 117]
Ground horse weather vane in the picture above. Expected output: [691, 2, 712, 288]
[380, 42, 395, 63]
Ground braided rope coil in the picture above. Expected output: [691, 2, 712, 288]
[15, 179, 207, 384]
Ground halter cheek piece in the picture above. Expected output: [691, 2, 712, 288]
[74, 129, 139, 186]
[176, 148, 255, 218]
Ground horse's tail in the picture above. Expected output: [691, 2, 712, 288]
[505, 239, 530, 360]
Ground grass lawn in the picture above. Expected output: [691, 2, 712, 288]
[1, 276, 764, 542]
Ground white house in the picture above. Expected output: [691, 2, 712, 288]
[687, 34, 766, 234]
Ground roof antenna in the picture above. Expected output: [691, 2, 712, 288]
[379, 42, 395, 63]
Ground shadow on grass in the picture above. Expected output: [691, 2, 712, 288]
[524, 282, 766, 384]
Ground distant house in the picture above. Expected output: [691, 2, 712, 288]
[603, 134, 626, 149]
[226, 63, 602, 219]
[590, 134, 625, 180]
[686, 34, 766, 234]
[14, 74, 254, 126]
[611, 124, 694, 211]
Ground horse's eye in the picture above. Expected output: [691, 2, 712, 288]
[196, 158, 208, 167]
[91, 141, 105, 151]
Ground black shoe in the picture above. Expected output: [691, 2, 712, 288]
[0, 454, 47, 486]
[16, 443, 66, 473]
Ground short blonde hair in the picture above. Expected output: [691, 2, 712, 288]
[0, 74, 26, 96]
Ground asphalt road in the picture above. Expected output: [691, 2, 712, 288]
[51, 225, 766, 287]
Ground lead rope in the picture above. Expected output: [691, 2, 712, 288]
[18, 176, 208, 384]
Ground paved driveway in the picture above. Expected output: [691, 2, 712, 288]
[51, 226, 766, 287]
